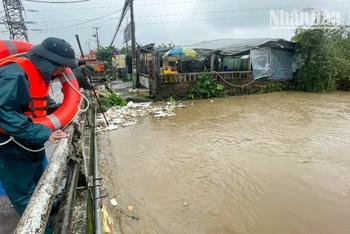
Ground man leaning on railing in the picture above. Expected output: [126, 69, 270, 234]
[0, 37, 76, 233]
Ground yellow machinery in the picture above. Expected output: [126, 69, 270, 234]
[161, 66, 178, 82]
[162, 66, 178, 74]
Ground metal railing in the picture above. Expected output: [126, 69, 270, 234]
[13, 94, 101, 234]
[159, 71, 253, 83]
[214, 71, 252, 80]
[160, 72, 202, 83]
[14, 124, 76, 234]
[54, 160, 80, 234]
[92, 105, 102, 234]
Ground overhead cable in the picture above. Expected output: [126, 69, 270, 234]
[34, 9, 122, 32]
[109, 0, 129, 47]
[25, 0, 218, 11]
[23, 0, 89, 3]
[25, 0, 350, 12]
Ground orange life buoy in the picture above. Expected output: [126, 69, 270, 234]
[0, 40, 33, 58]
[0, 40, 81, 131]
[32, 67, 81, 130]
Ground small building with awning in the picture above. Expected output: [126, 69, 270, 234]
[188, 38, 296, 80]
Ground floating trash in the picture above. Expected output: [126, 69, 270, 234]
[107, 125, 118, 131]
[177, 103, 186, 108]
[127, 206, 133, 212]
[121, 121, 137, 127]
[128, 88, 139, 93]
[110, 198, 118, 207]
[96, 100, 182, 132]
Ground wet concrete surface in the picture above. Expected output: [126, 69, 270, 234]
[0, 80, 62, 233]
[110, 81, 152, 103]
[100, 91, 350, 234]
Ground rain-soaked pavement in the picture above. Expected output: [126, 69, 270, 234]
[99, 91, 350, 234]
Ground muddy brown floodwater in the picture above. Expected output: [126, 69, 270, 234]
[99, 91, 350, 234]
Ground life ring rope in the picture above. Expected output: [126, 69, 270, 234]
[60, 72, 90, 129]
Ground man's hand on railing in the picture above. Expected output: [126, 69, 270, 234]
[49, 130, 69, 144]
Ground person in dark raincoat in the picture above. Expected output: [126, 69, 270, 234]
[73, 64, 95, 90]
[0, 37, 76, 220]
[77, 59, 86, 67]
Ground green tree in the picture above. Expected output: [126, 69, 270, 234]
[119, 47, 127, 54]
[292, 9, 350, 92]
[155, 42, 177, 50]
[95, 46, 117, 76]
[95, 46, 115, 64]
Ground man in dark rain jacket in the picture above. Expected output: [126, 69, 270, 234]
[73, 64, 95, 90]
[77, 59, 86, 67]
[0, 37, 76, 219]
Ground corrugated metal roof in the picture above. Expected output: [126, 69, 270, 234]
[188, 38, 293, 55]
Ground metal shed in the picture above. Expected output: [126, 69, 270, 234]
[188, 38, 296, 80]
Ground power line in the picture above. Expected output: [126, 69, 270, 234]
[109, 0, 129, 47]
[138, 15, 268, 25]
[29, 14, 269, 35]
[24, 1, 350, 21]
[27, 9, 120, 24]
[30, 17, 118, 34]
[24, 3, 350, 26]
[26, 8, 115, 19]
[135, 0, 217, 6]
[23, 0, 89, 3]
[24, 0, 218, 12]
[26, 6, 120, 12]
[28, 12, 121, 34]
[31, 9, 122, 32]
[26, 2, 350, 36]
[137, 4, 350, 18]
[29, 6, 350, 35]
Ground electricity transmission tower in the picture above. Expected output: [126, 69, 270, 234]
[2, 0, 29, 42]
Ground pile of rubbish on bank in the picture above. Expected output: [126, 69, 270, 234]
[96, 100, 186, 132]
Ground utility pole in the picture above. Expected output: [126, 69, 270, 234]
[93, 27, 100, 50]
[129, 0, 139, 88]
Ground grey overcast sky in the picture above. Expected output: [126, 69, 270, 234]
[1, 0, 350, 53]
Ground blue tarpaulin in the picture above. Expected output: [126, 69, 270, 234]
[0, 156, 48, 196]
[250, 47, 294, 80]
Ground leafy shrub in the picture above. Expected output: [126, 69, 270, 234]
[188, 72, 227, 99]
[107, 93, 127, 107]
[292, 10, 350, 92]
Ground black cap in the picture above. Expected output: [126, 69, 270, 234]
[82, 65, 94, 74]
[31, 37, 76, 68]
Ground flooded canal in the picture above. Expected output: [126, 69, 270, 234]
[100, 91, 350, 234]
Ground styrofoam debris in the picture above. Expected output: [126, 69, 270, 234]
[127, 101, 134, 107]
[121, 121, 137, 127]
[96, 100, 186, 132]
[107, 125, 118, 131]
[128, 88, 139, 93]
[110, 198, 118, 207]
[177, 103, 186, 108]
[154, 111, 167, 119]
